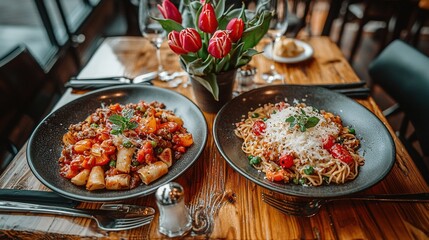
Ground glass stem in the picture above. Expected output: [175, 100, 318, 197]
[156, 47, 163, 73]
[270, 37, 277, 73]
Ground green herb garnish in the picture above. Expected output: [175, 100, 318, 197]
[109, 109, 138, 135]
[251, 113, 259, 118]
[348, 127, 356, 134]
[122, 140, 133, 148]
[303, 166, 314, 175]
[90, 123, 99, 128]
[248, 155, 261, 165]
[109, 160, 116, 167]
[285, 109, 320, 132]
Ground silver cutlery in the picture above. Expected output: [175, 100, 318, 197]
[0, 189, 79, 208]
[311, 81, 367, 89]
[65, 71, 157, 90]
[100, 203, 156, 216]
[159, 71, 187, 82]
[262, 192, 429, 217]
[0, 201, 155, 231]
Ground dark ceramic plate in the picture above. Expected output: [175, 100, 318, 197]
[213, 85, 395, 198]
[27, 85, 207, 202]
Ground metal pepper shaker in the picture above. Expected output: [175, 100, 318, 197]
[155, 182, 192, 237]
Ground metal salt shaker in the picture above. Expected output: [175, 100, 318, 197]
[155, 182, 192, 237]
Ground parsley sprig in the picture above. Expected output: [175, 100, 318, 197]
[285, 109, 320, 132]
[109, 109, 138, 135]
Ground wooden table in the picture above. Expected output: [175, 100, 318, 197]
[1, 36, 428, 239]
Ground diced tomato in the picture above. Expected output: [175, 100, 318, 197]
[100, 140, 116, 155]
[266, 169, 285, 182]
[82, 156, 95, 169]
[62, 166, 79, 179]
[73, 139, 92, 153]
[158, 122, 179, 133]
[252, 120, 266, 136]
[137, 141, 154, 164]
[330, 144, 353, 164]
[323, 135, 336, 150]
[176, 146, 186, 153]
[140, 116, 157, 134]
[97, 132, 110, 142]
[109, 103, 122, 112]
[95, 153, 110, 166]
[178, 133, 193, 147]
[70, 157, 83, 171]
[279, 154, 294, 169]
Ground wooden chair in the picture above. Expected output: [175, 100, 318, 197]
[0, 44, 61, 173]
[287, 0, 313, 37]
[337, 0, 403, 62]
[369, 40, 429, 183]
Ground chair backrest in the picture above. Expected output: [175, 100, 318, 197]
[0, 44, 55, 170]
[0, 45, 46, 114]
[369, 40, 429, 156]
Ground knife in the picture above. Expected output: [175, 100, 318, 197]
[333, 87, 370, 98]
[65, 72, 157, 90]
[310, 81, 367, 89]
[0, 189, 80, 208]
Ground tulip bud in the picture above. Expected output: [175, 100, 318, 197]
[157, 0, 182, 24]
[167, 31, 188, 54]
[198, 3, 218, 34]
[226, 18, 244, 42]
[208, 30, 232, 58]
[180, 28, 202, 53]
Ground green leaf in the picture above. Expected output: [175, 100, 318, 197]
[190, 1, 203, 31]
[285, 116, 295, 123]
[127, 121, 138, 130]
[304, 166, 314, 175]
[187, 57, 214, 75]
[191, 73, 219, 101]
[109, 114, 125, 126]
[215, 0, 225, 19]
[305, 117, 320, 129]
[151, 17, 184, 34]
[218, 4, 243, 29]
[216, 55, 230, 72]
[240, 10, 273, 50]
[228, 42, 244, 68]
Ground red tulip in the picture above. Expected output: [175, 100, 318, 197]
[167, 30, 187, 54]
[198, 3, 218, 34]
[157, 0, 182, 24]
[208, 30, 232, 58]
[180, 28, 202, 53]
[226, 18, 244, 42]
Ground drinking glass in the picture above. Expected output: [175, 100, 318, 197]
[139, 0, 173, 81]
[252, 0, 289, 83]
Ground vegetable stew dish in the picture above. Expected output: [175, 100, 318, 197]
[60, 101, 193, 191]
[27, 85, 207, 202]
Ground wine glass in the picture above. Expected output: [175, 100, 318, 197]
[252, 0, 289, 83]
[139, 0, 176, 82]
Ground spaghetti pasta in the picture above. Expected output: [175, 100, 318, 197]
[234, 101, 364, 186]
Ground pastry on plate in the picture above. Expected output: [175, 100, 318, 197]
[274, 38, 304, 58]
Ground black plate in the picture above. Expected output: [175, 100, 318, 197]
[27, 85, 207, 202]
[214, 85, 395, 198]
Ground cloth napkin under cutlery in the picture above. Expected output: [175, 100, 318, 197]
[65, 72, 157, 90]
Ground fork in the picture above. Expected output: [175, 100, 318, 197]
[0, 201, 154, 231]
[262, 193, 429, 217]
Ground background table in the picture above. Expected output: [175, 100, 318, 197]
[1, 36, 428, 239]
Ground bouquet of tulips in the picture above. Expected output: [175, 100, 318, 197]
[155, 0, 273, 100]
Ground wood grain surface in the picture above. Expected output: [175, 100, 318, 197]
[0, 36, 428, 240]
